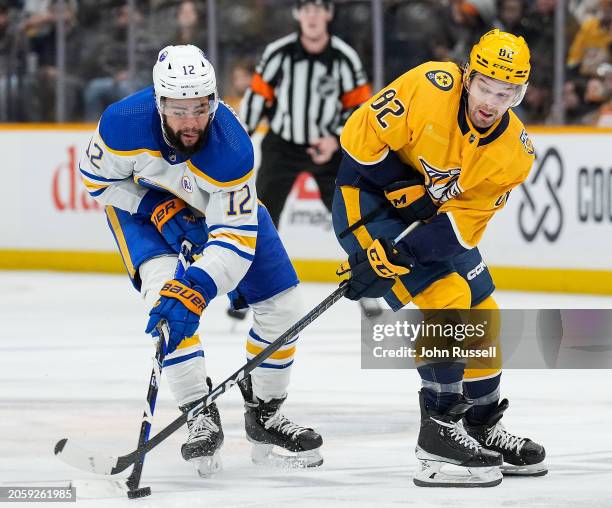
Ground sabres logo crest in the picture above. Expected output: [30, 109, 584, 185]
[426, 70, 454, 91]
[419, 156, 462, 204]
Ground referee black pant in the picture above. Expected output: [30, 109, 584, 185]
[256, 131, 341, 228]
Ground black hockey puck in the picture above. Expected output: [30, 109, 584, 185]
[127, 487, 151, 499]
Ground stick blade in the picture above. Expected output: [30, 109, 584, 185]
[54, 438, 120, 475]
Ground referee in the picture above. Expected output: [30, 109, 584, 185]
[240, 0, 371, 228]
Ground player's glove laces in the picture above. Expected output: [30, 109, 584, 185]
[151, 197, 208, 254]
[384, 180, 438, 225]
[337, 238, 414, 300]
[145, 278, 207, 353]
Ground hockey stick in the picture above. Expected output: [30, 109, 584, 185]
[124, 240, 193, 499]
[54, 223, 418, 477]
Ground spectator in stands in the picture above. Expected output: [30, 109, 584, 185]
[81, 4, 156, 121]
[437, 0, 497, 64]
[20, 0, 84, 121]
[384, 0, 447, 82]
[223, 58, 254, 112]
[567, 0, 612, 78]
[521, 73, 554, 124]
[593, 62, 612, 125]
[158, 0, 206, 48]
[493, 0, 529, 39]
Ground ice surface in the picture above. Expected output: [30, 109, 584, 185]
[1, 271, 611, 507]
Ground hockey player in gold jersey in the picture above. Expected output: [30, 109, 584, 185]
[333, 30, 546, 486]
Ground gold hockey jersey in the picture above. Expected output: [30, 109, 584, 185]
[340, 61, 535, 248]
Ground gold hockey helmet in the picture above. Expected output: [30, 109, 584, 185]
[464, 29, 531, 107]
[467, 29, 531, 85]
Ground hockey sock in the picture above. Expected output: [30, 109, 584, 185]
[418, 361, 465, 413]
[463, 372, 501, 425]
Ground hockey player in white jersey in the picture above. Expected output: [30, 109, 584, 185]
[79, 45, 323, 476]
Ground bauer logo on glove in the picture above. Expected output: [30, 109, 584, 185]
[149, 196, 208, 254]
[146, 277, 208, 353]
[151, 198, 186, 229]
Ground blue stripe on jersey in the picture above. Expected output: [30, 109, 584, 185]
[208, 224, 259, 233]
[163, 350, 204, 367]
[255, 360, 294, 370]
[79, 166, 123, 183]
[89, 187, 107, 197]
[205, 240, 255, 261]
[249, 328, 298, 346]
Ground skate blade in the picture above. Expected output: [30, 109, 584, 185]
[251, 443, 323, 469]
[190, 452, 223, 478]
[414, 455, 502, 488]
[502, 461, 548, 477]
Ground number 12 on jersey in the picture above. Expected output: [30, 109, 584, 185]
[227, 184, 253, 216]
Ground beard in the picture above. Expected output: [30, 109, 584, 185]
[163, 118, 207, 156]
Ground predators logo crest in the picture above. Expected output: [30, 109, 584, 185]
[418, 156, 462, 204]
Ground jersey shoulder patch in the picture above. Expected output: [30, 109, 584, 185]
[519, 128, 535, 155]
[425, 69, 455, 91]
[187, 103, 254, 188]
[98, 87, 159, 153]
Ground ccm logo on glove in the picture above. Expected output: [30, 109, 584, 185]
[159, 280, 206, 315]
[367, 239, 411, 279]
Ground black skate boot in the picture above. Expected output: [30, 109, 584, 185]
[179, 383, 224, 477]
[414, 391, 503, 487]
[464, 399, 547, 476]
[239, 376, 323, 468]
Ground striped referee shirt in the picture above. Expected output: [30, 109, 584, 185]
[240, 32, 371, 145]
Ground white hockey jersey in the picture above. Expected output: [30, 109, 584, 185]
[79, 87, 257, 297]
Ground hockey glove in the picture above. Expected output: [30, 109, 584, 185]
[384, 180, 438, 225]
[337, 238, 414, 301]
[151, 197, 208, 254]
[145, 278, 208, 353]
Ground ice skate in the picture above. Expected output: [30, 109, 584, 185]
[180, 397, 224, 477]
[464, 399, 547, 476]
[239, 376, 323, 468]
[414, 391, 503, 487]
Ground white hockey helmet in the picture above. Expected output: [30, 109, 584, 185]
[153, 44, 219, 117]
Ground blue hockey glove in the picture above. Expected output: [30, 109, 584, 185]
[145, 278, 208, 353]
[150, 197, 208, 254]
[337, 238, 414, 301]
[384, 180, 438, 225]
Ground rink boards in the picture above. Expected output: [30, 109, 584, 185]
[0, 124, 611, 294]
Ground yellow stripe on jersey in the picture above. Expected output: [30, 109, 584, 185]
[208, 232, 257, 250]
[186, 160, 253, 188]
[176, 335, 201, 350]
[246, 341, 296, 360]
[81, 179, 109, 191]
[104, 206, 136, 278]
[340, 186, 372, 249]
[340, 185, 412, 305]
[99, 138, 162, 158]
